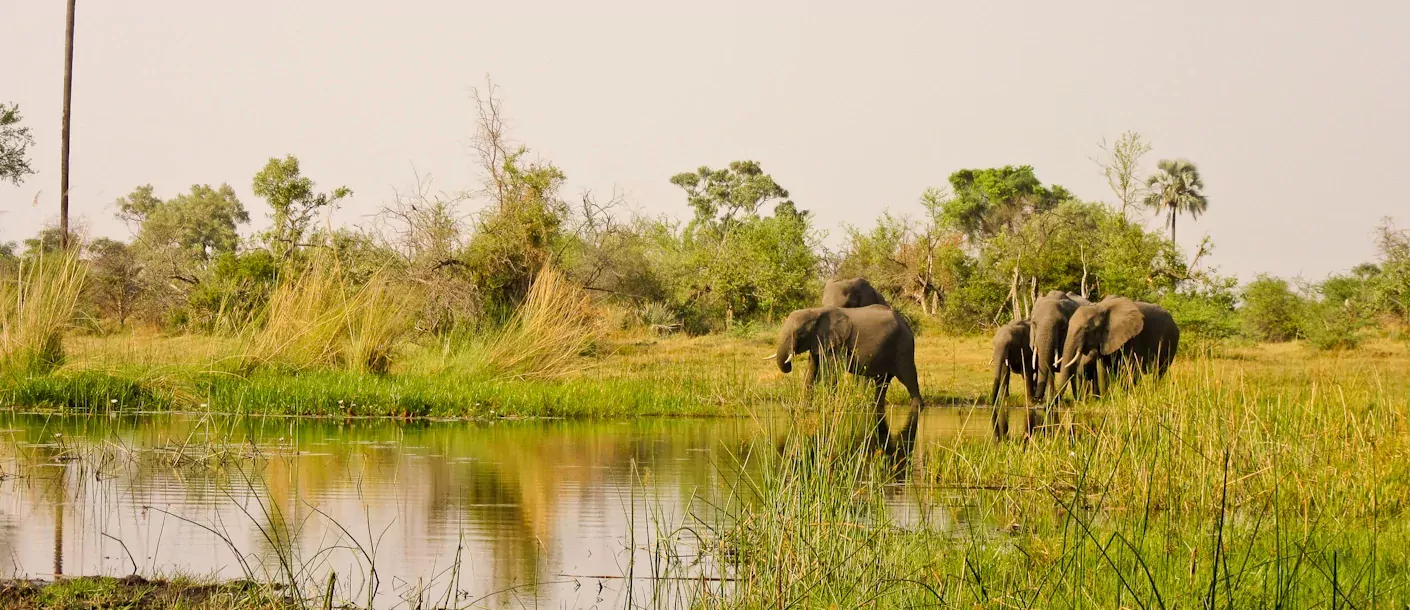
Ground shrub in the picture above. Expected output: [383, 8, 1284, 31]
[1239, 274, 1303, 342]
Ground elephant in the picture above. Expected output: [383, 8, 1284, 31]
[771, 305, 923, 423]
[989, 319, 1037, 439]
[1054, 297, 1180, 398]
[821, 277, 890, 309]
[1030, 290, 1093, 403]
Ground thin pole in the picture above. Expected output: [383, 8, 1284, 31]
[59, 0, 76, 249]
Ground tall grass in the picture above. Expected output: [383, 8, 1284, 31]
[242, 251, 415, 374]
[0, 248, 87, 374]
[476, 266, 600, 380]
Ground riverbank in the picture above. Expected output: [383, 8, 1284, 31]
[0, 576, 286, 610]
[4, 329, 1408, 419]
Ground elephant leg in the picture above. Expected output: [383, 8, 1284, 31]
[804, 354, 821, 402]
[872, 374, 892, 417]
[897, 359, 923, 410]
[991, 364, 1009, 439]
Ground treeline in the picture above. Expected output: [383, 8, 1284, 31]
[2, 96, 1408, 352]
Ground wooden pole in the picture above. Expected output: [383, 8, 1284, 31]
[59, 0, 76, 249]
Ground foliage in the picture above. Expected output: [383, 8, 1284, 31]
[1161, 275, 1240, 350]
[476, 266, 600, 380]
[942, 165, 1072, 240]
[181, 250, 280, 333]
[252, 155, 351, 260]
[0, 248, 87, 374]
[462, 150, 569, 314]
[0, 102, 35, 186]
[242, 249, 414, 374]
[85, 238, 144, 326]
[667, 161, 821, 329]
[1143, 158, 1209, 242]
[1238, 274, 1303, 342]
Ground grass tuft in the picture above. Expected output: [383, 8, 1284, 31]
[0, 248, 87, 375]
[476, 266, 600, 381]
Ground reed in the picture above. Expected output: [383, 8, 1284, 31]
[475, 266, 601, 381]
[0, 248, 87, 375]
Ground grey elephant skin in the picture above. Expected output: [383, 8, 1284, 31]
[773, 305, 922, 415]
[1055, 297, 1180, 397]
[1029, 290, 1090, 402]
[989, 319, 1036, 438]
[821, 278, 890, 308]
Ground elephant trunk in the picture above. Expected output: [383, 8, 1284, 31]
[1053, 337, 1081, 403]
[1031, 325, 1057, 402]
[775, 334, 795, 374]
[989, 354, 1007, 406]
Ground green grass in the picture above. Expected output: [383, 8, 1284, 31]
[0, 576, 288, 610]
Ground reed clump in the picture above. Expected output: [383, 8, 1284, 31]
[241, 251, 416, 374]
[475, 266, 601, 381]
[0, 248, 87, 375]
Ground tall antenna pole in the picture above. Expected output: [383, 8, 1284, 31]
[59, 0, 76, 249]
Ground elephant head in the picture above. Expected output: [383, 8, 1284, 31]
[773, 308, 854, 373]
[1029, 291, 1081, 402]
[1054, 297, 1146, 393]
[821, 278, 889, 309]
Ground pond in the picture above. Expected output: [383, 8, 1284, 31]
[0, 408, 1006, 608]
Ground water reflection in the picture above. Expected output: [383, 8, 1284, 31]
[0, 408, 1005, 607]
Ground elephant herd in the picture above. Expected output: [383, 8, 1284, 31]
[766, 278, 1180, 441]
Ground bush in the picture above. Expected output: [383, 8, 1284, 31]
[1239, 274, 1303, 342]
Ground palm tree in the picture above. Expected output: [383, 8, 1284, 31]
[1142, 159, 1208, 243]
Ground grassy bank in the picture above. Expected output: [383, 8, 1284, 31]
[4, 329, 1408, 419]
[0, 576, 287, 610]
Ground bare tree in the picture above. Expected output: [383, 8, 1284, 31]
[470, 77, 514, 208]
[1093, 131, 1151, 217]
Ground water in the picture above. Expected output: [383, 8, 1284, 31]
[0, 408, 1005, 608]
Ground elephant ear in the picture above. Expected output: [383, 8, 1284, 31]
[1101, 298, 1144, 355]
[818, 309, 857, 350]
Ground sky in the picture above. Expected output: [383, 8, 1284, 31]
[2, 0, 1407, 280]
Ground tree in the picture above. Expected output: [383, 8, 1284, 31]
[1094, 131, 1151, 216]
[116, 183, 249, 294]
[1142, 158, 1208, 243]
[252, 155, 351, 260]
[942, 166, 1072, 241]
[0, 103, 35, 186]
[1239, 274, 1303, 342]
[668, 161, 818, 328]
[86, 237, 143, 325]
[671, 161, 792, 231]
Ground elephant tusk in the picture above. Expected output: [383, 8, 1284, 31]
[1032, 352, 1037, 370]
[761, 353, 777, 360]
[784, 352, 794, 365]
[1064, 353, 1081, 368]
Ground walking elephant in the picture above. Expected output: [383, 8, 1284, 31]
[770, 305, 923, 417]
[1054, 297, 1180, 398]
[821, 278, 890, 308]
[989, 319, 1037, 439]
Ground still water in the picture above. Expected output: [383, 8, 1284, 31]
[0, 408, 1002, 608]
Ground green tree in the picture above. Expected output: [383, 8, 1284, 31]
[1368, 219, 1410, 330]
[252, 155, 351, 260]
[1142, 158, 1208, 243]
[669, 161, 819, 328]
[117, 184, 249, 280]
[85, 238, 144, 326]
[942, 166, 1072, 241]
[1095, 131, 1151, 216]
[0, 103, 35, 186]
[1239, 274, 1303, 342]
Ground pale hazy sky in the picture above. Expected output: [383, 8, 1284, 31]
[2, 1, 1407, 280]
